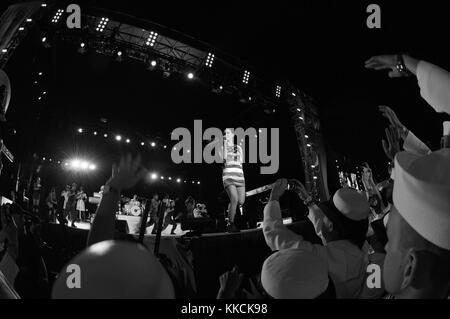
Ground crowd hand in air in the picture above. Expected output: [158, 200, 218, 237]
[269, 178, 288, 202]
[364, 54, 408, 78]
[379, 105, 409, 140]
[286, 178, 310, 201]
[382, 125, 402, 161]
[242, 277, 265, 299]
[106, 154, 147, 193]
[217, 266, 245, 299]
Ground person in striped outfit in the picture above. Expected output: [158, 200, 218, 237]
[220, 129, 245, 232]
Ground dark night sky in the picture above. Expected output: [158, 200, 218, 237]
[1, 0, 449, 207]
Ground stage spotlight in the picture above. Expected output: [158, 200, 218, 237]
[197, 181, 200, 185]
[299, 116, 304, 121]
[205, 52, 215, 68]
[115, 135, 122, 141]
[126, 138, 130, 143]
[141, 142, 145, 146]
[151, 60, 157, 67]
[51, 9, 64, 23]
[78, 128, 83, 133]
[242, 70, 250, 84]
[64, 162, 68, 166]
[80, 161, 89, 170]
[41, 3, 47, 7]
[93, 131, 97, 135]
[145, 31, 158, 46]
[89, 164, 96, 170]
[104, 133, 108, 138]
[42, 157, 46, 161]
[18, 27, 24, 31]
[292, 92, 296, 97]
[313, 176, 318, 180]
[176, 178, 181, 183]
[78, 42, 86, 54]
[276, 85, 282, 98]
[1, 49, 7, 53]
[96, 17, 109, 32]
[306, 143, 311, 147]
[161, 176, 165, 180]
[163, 145, 167, 149]
[145, 59, 157, 70]
[26, 19, 32, 22]
[41, 37, 47, 43]
[168, 177, 172, 180]
[38, 72, 43, 76]
[116, 51, 123, 62]
[192, 181, 195, 184]
[296, 108, 301, 112]
[187, 72, 194, 79]
[151, 173, 158, 180]
[71, 159, 81, 169]
[304, 135, 309, 138]
[43, 91, 47, 95]
[151, 142, 156, 147]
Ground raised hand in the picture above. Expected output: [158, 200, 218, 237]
[269, 178, 288, 202]
[382, 125, 402, 161]
[218, 266, 244, 299]
[379, 105, 408, 140]
[365, 55, 405, 78]
[106, 154, 147, 192]
[287, 179, 309, 201]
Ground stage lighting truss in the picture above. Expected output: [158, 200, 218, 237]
[51, 9, 64, 23]
[276, 85, 281, 98]
[96, 17, 109, 32]
[145, 31, 158, 46]
[242, 70, 250, 84]
[205, 52, 215, 68]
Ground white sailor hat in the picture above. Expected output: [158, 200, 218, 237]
[393, 149, 450, 250]
[261, 248, 329, 299]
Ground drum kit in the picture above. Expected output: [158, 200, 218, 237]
[120, 196, 146, 216]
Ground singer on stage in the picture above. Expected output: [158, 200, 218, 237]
[219, 129, 245, 232]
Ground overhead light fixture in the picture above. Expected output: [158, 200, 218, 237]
[96, 17, 109, 32]
[276, 85, 281, 98]
[151, 142, 156, 147]
[187, 72, 194, 79]
[242, 70, 250, 84]
[205, 52, 215, 68]
[115, 135, 122, 141]
[78, 128, 83, 133]
[104, 133, 108, 138]
[145, 31, 158, 46]
[78, 42, 86, 54]
[151, 173, 158, 180]
[51, 9, 64, 23]
[125, 138, 130, 143]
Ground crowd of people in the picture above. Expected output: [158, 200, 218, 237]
[1, 53, 450, 299]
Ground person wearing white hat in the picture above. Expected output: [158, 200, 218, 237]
[383, 149, 450, 299]
[263, 179, 370, 298]
[52, 240, 175, 299]
[261, 248, 335, 299]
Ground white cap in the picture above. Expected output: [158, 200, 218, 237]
[333, 188, 370, 221]
[393, 149, 450, 250]
[52, 240, 175, 298]
[261, 249, 329, 299]
[443, 121, 450, 136]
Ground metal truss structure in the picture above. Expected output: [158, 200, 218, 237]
[0, 2, 329, 200]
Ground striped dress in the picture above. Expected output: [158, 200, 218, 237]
[222, 144, 245, 188]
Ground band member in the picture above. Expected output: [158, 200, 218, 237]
[76, 186, 87, 220]
[66, 183, 77, 227]
[32, 177, 42, 214]
[152, 194, 169, 234]
[220, 129, 245, 232]
[146, 193, 160, 227]
[46, 187, 58, 222]
[162, 199, 177, 235]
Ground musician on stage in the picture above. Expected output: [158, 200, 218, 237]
[211, 129, 245, 233]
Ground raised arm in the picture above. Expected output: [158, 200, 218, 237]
[366, 54, 450, 115]
[262, 179, 315, 252]
[87, 154, 147, 246]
